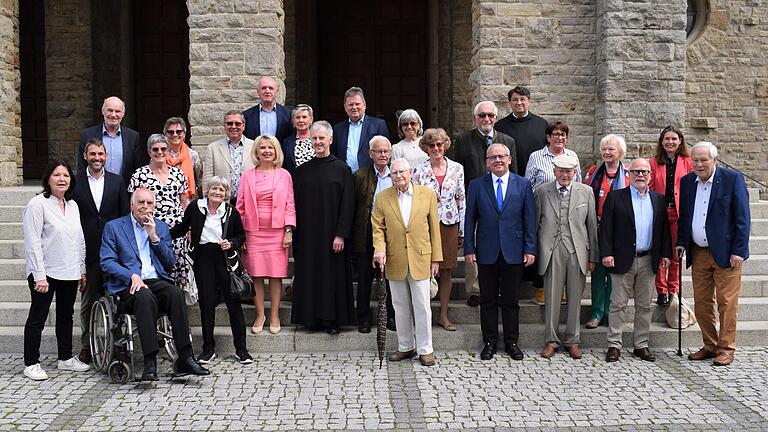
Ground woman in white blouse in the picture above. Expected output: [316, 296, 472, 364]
[391, 109, 428, 168]
[412, 128, 466, 331]
[23, 160, 89, 381]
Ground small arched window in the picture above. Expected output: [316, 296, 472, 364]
[687, 0, 708, 42]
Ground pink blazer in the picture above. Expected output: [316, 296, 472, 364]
[648, 155, 693, 216]
[236, 167, 296, 232]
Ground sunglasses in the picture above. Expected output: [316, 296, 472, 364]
[476, 113, 496, 119]
[165, 129, 184, 136]
[225, 121, 243, 127]
[151, 147, 168, 153]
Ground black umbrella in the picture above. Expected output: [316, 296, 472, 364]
[375, 265, 388, 369]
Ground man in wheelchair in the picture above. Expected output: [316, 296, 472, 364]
[100, 187, 210, 381]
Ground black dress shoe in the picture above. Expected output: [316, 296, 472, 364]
[505, 344, 524, 361]
[140, 358, 158, 381]
[387, 318, 396, 331]
[480, 343, 496, 360]
[606, 347, 621, 362]
[358, 323, 371, 334]
[327, 327, 341, 335]
[466, 295, 480, 307]
[174, 356, 211, 376]
[632, 347, 656, 362]
[657, 294, 670, 305]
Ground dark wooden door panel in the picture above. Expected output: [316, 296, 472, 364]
[20, 0, 48, 179]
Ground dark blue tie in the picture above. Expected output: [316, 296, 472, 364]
[496, 178, 503, 209]
[486, 135, 493, 146]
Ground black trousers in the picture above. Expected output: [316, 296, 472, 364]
[117, 279, 193, 360]
[478, 254, 523, 348]
[24, 275, 78, 366]
[355, 223, 395, 325]
[194, 243, 246, 353]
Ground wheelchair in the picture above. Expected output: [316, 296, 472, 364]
[89, 294, 179, 384]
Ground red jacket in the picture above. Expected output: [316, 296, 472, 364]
[648, 156, 693, 216]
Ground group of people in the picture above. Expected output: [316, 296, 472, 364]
[21, 81, 750, 381]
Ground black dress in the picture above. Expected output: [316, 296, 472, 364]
[291, 155, 355, 328]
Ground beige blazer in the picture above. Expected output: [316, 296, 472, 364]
[372, 184, 443, 281]
[203, 136, 255, 186]
[534, 181, 599, 275]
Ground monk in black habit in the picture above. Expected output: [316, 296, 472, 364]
[291, 120, 355, 334]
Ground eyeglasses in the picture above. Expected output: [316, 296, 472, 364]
[391, 169, 411, 177]
[165, 129, 184, 136]
[371, 150, 391, 155]
[476, 113, 496, 119]
[225, 121, 243, 127]
[151, 147, 168, 153]
[549, 132, 567, 138]
[486, 154, 509, 161]
[629, 169, 650, 176]
[401, 121, 419, 127]
[427, 143, 444, 148]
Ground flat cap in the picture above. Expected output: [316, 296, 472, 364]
[552, 154, 579, 169]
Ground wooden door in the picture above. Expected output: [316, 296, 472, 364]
[317, 0, 428, 138]
[20, 0, 49, 179]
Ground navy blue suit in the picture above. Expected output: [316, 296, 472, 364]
[243, 103, 294, 143]
[331, 115, 390, 171]
[464, 172, 537, 347]
[677, 167, 750, 269]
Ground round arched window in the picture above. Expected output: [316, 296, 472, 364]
[687, 0, 708, 41]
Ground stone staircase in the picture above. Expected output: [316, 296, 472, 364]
[1, 186, 767, 354]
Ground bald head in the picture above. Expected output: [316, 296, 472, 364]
[102, 96, 125, 133]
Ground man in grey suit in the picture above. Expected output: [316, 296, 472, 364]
[203, 110, 255, 204]
[535, 154, 598, 359]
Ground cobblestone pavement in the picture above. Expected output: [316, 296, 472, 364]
[0, 348, 767, 431]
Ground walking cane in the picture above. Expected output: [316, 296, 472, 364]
[676, 248, 684, 357]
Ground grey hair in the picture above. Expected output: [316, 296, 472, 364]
[204, 175, 232, 201]
[130, 187, 155, 205]
[396, 109, 424, 139]
[599, 134, 627, 157]
[223, 110, 245, 124]
[163, 117, 187, 134]
[369, 135, 392, 149]
[343, 86, 366, 104]
[486, 143, 510, 157]
[146, 133, 169, 152]
[310, 120, 333, 137]
[258, 76, 279, 91]
[292, 104, 314, 119]
[473, 101, 498, 116]
[390, 158, 412, 171]
[691, 141, 718, 159]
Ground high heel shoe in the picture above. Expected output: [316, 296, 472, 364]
[269, 321, 281, 334]
[251, 316, 266, 334]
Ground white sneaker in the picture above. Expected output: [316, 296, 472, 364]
[58, 357, 91, 372]
[24, 364, 48, 381]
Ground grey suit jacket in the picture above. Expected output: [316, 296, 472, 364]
[534, 181, 599, 275]
[203, 136, 255, 186]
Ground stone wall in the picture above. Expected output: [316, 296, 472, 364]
[187, 0, 285, 150]
[43, 0, 93, 165]
[437, 0, 473, 137]
[0, 0, 21, 185]
[685, 0, 768, 184]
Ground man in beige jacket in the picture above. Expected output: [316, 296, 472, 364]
[203, 110, 255, 204]
[372, 158, 442, 366]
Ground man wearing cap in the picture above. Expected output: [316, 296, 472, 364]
[534, 154, 598, 359]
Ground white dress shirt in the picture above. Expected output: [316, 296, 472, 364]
[87, 168, 105, 211]
[23, 194, 86, 281]
[692, 166, 716, 247]
[198, 198, 225, 244]
[397, 183, 414, 227]
[492, 172, 510, 201]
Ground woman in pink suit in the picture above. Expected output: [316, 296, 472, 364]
[237, 135, 296, 335]
[648, 126, 693, 305]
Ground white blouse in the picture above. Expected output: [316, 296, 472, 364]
[23, 194, 86, 281]
[198, 198, 225, 244]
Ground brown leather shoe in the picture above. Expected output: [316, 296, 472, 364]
[713, 352, 734, 366]
[688, 347, 717, 361]
[419, 353, 436, 366]
[567, 345, 583, 359]
[606, 347, 620, 362]
[387, 349, 417, 362]
[632, 347, 656, 362]
[540, 343, 558, 358]
[78, 347, 92, 365]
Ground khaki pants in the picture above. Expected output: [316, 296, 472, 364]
[607, 255, 654, 349]
[691, 246, 741, 353]
[542, 246, 584, 346]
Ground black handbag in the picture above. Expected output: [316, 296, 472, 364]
[222, 206, 254, 300]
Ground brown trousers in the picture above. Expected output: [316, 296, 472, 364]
[691, 246, 742, 354]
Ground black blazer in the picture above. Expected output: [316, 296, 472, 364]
[170, 200, 245, 263]
[77, 124, 144, 187]
[331, 115, 390, 171]
[599, 187, 671, 274]
[448, 128, 517, 188]
[72, 171, 130, 265]
[243, 103, 294, 143]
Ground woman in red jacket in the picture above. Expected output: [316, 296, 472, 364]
[648, 126, 692, 305]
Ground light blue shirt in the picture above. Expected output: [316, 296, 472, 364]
[630, 186, 653, 253]
[259, 104, 277, 137]
[372, 165, 392, 209]
[102, 125, 124, 176]
[346, 115, 365, 172]
[130, 214, 158, 280]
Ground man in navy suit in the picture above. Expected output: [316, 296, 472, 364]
[243, 77, 294, 142]
[676, 142, 750, 366]
[464, 144, 537, 361]
[331, 87, 390, 172]
[77, 96, 143, 187]
[72, 138, 129, 364]
[101, 188, 210, 380]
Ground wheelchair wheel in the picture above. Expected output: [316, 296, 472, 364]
[108, 361, 131, 384]
[89, 297, 114, 373]
[157, 315, 178, 362]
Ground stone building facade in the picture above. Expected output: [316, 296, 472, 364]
[0, 0, 766, 187]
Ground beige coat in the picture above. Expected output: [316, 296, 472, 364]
[534, 181, 599, 275]
[372, 184, 443, 281]
[203, 136, 255, 186]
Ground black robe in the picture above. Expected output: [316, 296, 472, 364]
[291, 155, 355, 327]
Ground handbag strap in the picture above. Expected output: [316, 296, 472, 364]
[221, 204, 238, 272]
